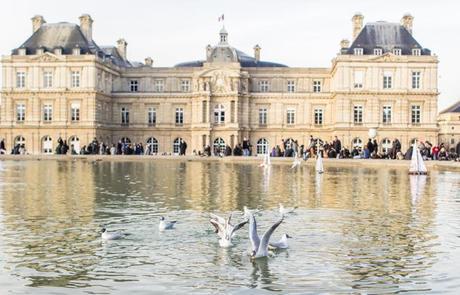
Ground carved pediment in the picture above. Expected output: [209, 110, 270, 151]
[370, 52, 402, 62]
[32, 52, 63, 62]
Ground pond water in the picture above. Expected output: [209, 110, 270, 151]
[0, 159, 459, 294]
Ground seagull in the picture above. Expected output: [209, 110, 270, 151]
[159, 216, 177, 231]
[245, 207, 284, 259]
[209, 212, 248, 247]
[101, 228, 126, 240]
[269, 234, 292, 250]
[279, 203, 297, 216]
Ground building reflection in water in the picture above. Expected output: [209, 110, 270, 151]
[0, 159, 441, 292]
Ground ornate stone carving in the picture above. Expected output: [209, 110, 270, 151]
[211, 70, 230, 93]
[32, 53, 61, 62]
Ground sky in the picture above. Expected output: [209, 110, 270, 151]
[1, 0, 459, 111]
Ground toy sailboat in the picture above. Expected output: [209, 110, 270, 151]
[409, 142, 427, 175]
[316, 151, 324, 174]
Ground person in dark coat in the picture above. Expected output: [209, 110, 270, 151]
[333, 136, 341, 155]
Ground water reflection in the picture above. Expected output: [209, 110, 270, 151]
[0, 160, 458, 294]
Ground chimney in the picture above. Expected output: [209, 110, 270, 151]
[31, 15, 46, 33]
[79, 14, 94, 42]
[206, 44, 212, 60]
[401, 13, 414, 34]
[352, 13, 364, 40]
[144, 57, 153, 67]
[117, 38, 128, 60]
[254, 44, 261, 62]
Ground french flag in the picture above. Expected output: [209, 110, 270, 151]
[218, 14, 224, 22]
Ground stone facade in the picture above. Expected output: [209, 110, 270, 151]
[0, 14, 439, 155]
[438, 101, 460, 152]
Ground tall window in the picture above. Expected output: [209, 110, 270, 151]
[381, 138, 392, 153]
[43, 72, 53, 88]
[146, 137, 159, 154]
[16, 104, 25, 122]
[214, 104, 225, 124]
[181, 80, 190, 92]
[71, 103, 80, 122]
[148, 107, 156, 125]
[383, 72, 392, 89]
[286, 109, 295, 125]
[412, 71, 421, 89]
[353, 105, 363, 124]
[411, 105, 421, 124]
[287, 80, 295, 92]
[412, 48, 421, 56]
[259, 108, 268, 125]
[313, 80, 322, 93]
[173, 138, 184, 154]
[257, 138, 269, 155]
[43, 104, 52, 121]
[393, 48, 402, 55]
[121, 107, 129, 124]
[259, 80, 269, 92]
[354, 48, 363, 55]
[129, 80, 139, 92]
[71, 71, 80, 88]
[16, 72, 26, 88]
[354, 71, 363, 88]
[213, 138, 226, 154]
[314, 108, 324, 125]
[175, 107, 184, 125]
[382, 105, 392, 124]
[154, 79, 164, 92]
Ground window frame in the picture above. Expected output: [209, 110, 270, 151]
[16, 72, 26, 88]
[314, 108, 324, 125]
[43, 104, 53, 122]
[313, 80, 322, 93]
[121, 106, 130, 125]
[286, 108, 296, 125]
[16, 103, 25, 122]
[353, 105, 363, 124]
[71, 71, 80, 88]
[382, 105, 392, 124]
[175, 107, 184, 125]
[129, 80, 139, 92]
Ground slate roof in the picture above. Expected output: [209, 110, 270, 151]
[346, 22, 431, 55]
[440, 101, 460, 114]
[174, 49, 287, 68]
[12, 22, 141, 68]
[13, 23, 102, 56]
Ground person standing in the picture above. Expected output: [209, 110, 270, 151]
[333, 136, 341, 157]
[242, 137, 249, 156]
[0, 139, 6, 154]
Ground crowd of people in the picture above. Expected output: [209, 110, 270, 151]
[197, 136, 460, 162]
[1, 136, 460, 162]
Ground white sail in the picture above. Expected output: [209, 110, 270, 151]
[316, 151, 324, 174]
[409, 142, 427, 174]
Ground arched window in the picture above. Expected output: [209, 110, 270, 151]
[213, 137, 226, 154]
[69, 136, 81, 154]
[352, 137, 363, 148]
[381, 138, 392, 153]
[173, 138, 185, 154]
[257, 138, 269, 155]
[214, 104, 225, 124]
[14, 136, 26, 147]
[42, 136, 53, 154]
[146, 137, 159, 154]
[121, 137, 131, 144]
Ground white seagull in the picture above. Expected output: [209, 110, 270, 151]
[279, 203, 297, 216]
[101, 228, 126, 240]
[209, 212, 248, 247]
[159, 216, 177, 231]
[269, 234, 292, 250]
[245, 207, 284, 259]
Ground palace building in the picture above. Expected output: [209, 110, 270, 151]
[0, 13, 439, 155]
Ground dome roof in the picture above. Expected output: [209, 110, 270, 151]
[175, 48, 287, 68]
